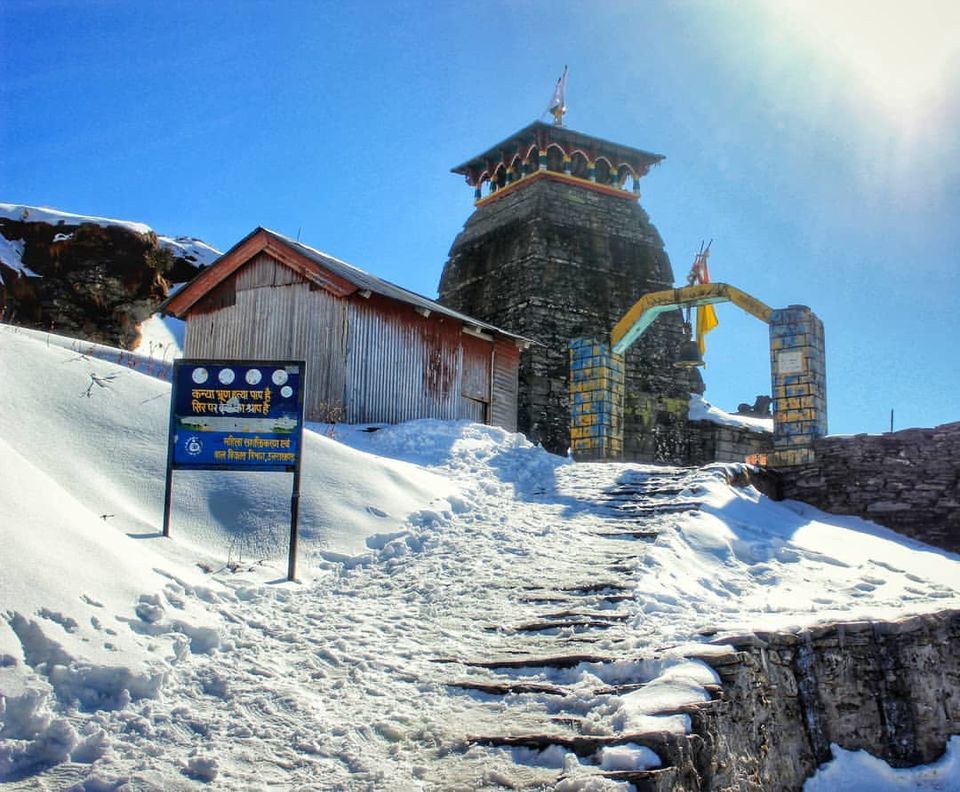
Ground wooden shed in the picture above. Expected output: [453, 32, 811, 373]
[162, 228, 526, 429]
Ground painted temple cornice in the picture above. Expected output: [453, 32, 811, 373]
[451, 120, 665, 204]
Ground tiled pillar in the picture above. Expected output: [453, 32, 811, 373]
[767, 305, 827, 467]
[569, 337, 624, 460]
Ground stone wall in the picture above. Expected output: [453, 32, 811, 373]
[439, 178, 702, 461]
[634, 610, 960, 790]
[776, 422, 960, 553]
[686, 421, 771, 466]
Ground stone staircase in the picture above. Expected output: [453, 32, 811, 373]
[439, 464, 720, 789]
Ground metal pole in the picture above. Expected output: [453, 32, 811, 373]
[287, 360, 306, 582]
[162, 362, 180, 537]
[287, 467, 302, 582]
[162, 466, 174, 537]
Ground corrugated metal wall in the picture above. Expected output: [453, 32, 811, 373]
[345, 297, 465, 424]
[184, 254, 347, 421]
[491, 338, 520, 431]
[460, 333, 492, 423]
[184, 254, 520, 429]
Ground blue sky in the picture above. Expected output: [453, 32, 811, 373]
[2, 1, 958, 435]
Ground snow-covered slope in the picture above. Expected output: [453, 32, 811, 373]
[1, 323, 959, 789]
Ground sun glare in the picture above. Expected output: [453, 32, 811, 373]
[770, 0, 959, 120]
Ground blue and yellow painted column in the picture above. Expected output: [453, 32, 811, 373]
[767, 305, 827, 467]
[569, 338, 624, 460]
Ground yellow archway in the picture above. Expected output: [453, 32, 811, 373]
[611, 282, 773, 354]
[570, 284, 826, 468]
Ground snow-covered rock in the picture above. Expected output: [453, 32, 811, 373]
[0, 203, 219, 349]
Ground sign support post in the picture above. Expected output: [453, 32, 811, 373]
[162, 466, 174, 538]
[288, 466, 302, 582]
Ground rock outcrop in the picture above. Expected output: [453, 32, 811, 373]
[632, 610, 960, 790]
[0, 206, 217, 349]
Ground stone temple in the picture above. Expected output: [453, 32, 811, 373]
[438, 120, 705, 463]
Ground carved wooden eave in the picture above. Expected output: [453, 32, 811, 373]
[452, 120, 664, 192]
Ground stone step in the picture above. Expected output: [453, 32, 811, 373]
[462, 652, 616, 670]
[511, 619, 619, 633]
[447, 679, 572, 697]
[602, 502, 700, 515]
[596, 529, 660, 540]
[467, 728, 682, 760]
[560, 581, 631, 595]
[538, 610, 630, 622]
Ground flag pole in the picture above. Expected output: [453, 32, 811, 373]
[547, 65, 568, 127]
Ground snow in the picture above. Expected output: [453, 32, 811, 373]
[2, 322, 959, 788]
[598, 742, 661, 771]
[0, 203, 154, 237]
[689, 392, 773, 433]
[0, 234, 39, 285]
[131, 314, 184, 361]
[155, 235, 221, 268]
[0, 203, 221, 274]
[806, 737, 960, 791]
[611, 660, 717, 734]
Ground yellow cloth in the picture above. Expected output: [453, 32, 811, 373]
[696, 303, 719, 355]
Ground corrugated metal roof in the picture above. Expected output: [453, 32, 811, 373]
[258, 228, 530, 342]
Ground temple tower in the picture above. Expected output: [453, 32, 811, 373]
[438, 121, 701, 461]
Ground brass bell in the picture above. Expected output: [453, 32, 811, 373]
[674, 323, 705, 368]
[674, 339, 705, 367]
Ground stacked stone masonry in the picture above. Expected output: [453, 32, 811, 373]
[568, 338, 624, 459]
[686, 422, 771, 466]
[439, 177, 701, 461]
[768, 306, 827, 468]
[665, 610, 960, 791]
[775, 421, 960, 554]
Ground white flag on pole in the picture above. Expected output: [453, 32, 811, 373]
[547, 65, 567, 124]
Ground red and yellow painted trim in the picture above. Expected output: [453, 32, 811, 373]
[474, 169, 636, 208]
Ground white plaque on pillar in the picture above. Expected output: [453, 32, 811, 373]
[777, 350, 804, 374]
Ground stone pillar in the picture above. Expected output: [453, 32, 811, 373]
[569, 337, 624, 460]
[767, 305, 827, 467]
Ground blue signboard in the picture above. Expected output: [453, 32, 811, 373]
[168, 359, 305, 471]
[163, 358, 307, 580]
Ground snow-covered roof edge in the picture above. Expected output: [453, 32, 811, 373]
[164, 226, 532, 344]
[268, 229, 531, 343]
